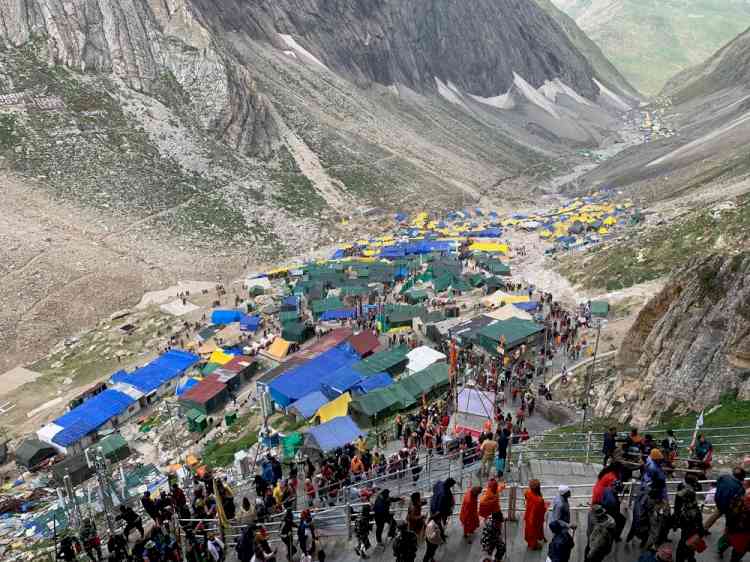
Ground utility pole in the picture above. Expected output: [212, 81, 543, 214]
[89, 447, 116, 535]
[581, 319, 602, 430]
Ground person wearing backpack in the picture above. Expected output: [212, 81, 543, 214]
[547, 520, 574, 562]
[235, 524, 256, 562]
[392, 521, 419, 562]
[424, 513, 445, 562]
[585, 505, 615, 562]
[672, 486, 706, 562]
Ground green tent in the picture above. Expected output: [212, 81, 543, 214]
[485, 260, 511, 276]
[279, 310, 300, 324]
[405, 289, 429, 304]
[590, 300, 610, 318]
[433, 273, 454, 293]
[311, 296, 345, 318]
[340, 285, 371, 297]
[478, 318, 543, 355]
[467, 274, 485, 288]
[282, 321, 313, 343]
[96, 433, 131, 462]
[202, 362, 221, 376]
[282, 432, 303, 460]
[388, 382, 418, 409]
[386, 305, 426, 326]
[398, 363, 450, 397]
[353, 345, 409, 376]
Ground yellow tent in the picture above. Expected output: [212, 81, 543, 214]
[266, 338, 291, 360]
[598, 227, 609, 235]
[481, 291, 530, 307]
[209, 350, 234, 365]
[197, 342, 219, 355]
[603, 216, 616, 225]
[316, 392, 352, 423]
[469, 241, 509, 254]
[485, 306, 532, 321]
[539, 230, 552, 239]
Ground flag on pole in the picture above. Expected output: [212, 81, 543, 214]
[695, 410, 705, 431]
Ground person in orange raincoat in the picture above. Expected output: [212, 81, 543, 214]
[479, 478, 502, 519]
[524, 479, 546, 550]
[460, 486, 482, 541]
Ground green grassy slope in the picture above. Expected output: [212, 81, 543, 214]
[552, 0, 750, 95]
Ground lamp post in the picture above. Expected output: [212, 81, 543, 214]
[581, 318, 604, 430]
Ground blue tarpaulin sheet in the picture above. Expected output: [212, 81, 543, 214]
[176, 378, 200, 396]
[111, 350, 199, 394]
[320, 365, 365, 394]
[307, 416, 364, 453]
[394, 213, 407, 222]
[240, 314, 261, 332]
[319, 309, 356, 321]
[513, 301, 540, 312]
[330, 249, 346, 260]
[222, 346, 244, 356]
[211, 310, 242, 324]
[282, 296, 300, 309]
[354, 372, 393, 394]
[51, 390, 135, 446]
[269, 344, 360, 407]
[289, 391, 329, 419]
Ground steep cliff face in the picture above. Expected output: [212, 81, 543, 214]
[191, 0, 601, 100]
[595, 253, 750, 426]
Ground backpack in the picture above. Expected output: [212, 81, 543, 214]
[715, 475, 745, 514]
[426, 520, 442, 545]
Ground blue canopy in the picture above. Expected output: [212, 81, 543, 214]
[320, 365, 365, 394]
[330, 249, 346, 260]
[353, 372, 393, 394]
[111, 350, 199, 394]
[269, 344, 360, 407]
[394, 213, 407, 222]
[240, 314, 261, 332]
[289, 391, 329, 419]
[319, 309, 356, 321]
[513, 301, 540, 312]
[307, 416, 364, 453]
[51, 390, 135, 447]
[211, 310, 242, 324]
[176, 378, 199, 396]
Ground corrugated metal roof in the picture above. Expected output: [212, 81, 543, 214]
[179, 379, 226, 404]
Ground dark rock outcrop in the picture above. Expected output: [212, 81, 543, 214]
[596, 253, 750, 426]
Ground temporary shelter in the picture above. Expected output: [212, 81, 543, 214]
[282, 321, 314, 344]
[349, 387, 404, 427]
[405, 346, 446, 375]
[93, 433, 131, 463]
[269, 344, 360, 407]
[469, 241, 508, 254]
[15, 439, 57, 469]
[265, 338, 292, 361]
[302, 416, 364, 460]
[211, 310, 243, 324]
[477, 318, 544, 356]
[288, 391, 329, 420]
[320, 364, 366, 395]
[352, 345, 409, 376]
[485, 306, 532, 322]
[315, 392, 352, 423]
[179, 379, 228, 415]
[349, 331, 381, 357]
[453, 387, 495, 437]
[398, 363, 450, 399]
[590, 300, 610, 318]
[110, 350, 199, 396]
[208, 350, 234, 365]
[480, 291, 530, 308]
[353, 372, 393, 395]
[52, 453, 94, 486]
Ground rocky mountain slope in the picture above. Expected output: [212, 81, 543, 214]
[550, 0, 750, 95]
[593, 252, 750, 426]
[0, 0, 637, 372]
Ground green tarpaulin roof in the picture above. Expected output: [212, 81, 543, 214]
[351, 388, 399, 417]
[202, 362, 221, 376]
[353, 345, 409, 375]
[280, 310, 300, 323]
[340, 285, 371, 297]
[478, 318, 543, 348]
[311, 296, 345, 314]
[385, 305, 426, 323]
[97, 433, 129, 459]
[398, 363, 450, 397]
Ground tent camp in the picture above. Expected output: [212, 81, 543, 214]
[288, 391, 329, 420]
[301, 416, 364, 460]
[282, 322, 314, 344]
[315, 392, 352, 423]
[15, 438, 56, 469]
[348, 384, 415, 427]
[454, 387, 495, 437]
[477, 318, 543, 356]
[484, 306, 532, 322]
[481, 291, 530, 308]
[397, 363, 450, 399]
[349, 331, 381, 357]
[179, 379, 228, 415]
[93, 433, 131, 463]
[353, 372, 393, 395]
[52, 453, 94, 487]
[111, 350, 199, 397]
[352, 345, 409, 376]
[269, 344, 360, 407]
[211, 310, 243, 324]
[320, 364, 365, 395]
[265, 338, 291, 361]
[405, 346, 446, 375]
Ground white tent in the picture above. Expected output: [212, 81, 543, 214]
[406, 346, 446, 374]
[484, 306, 532, 321]
[456, 387, 495, 417]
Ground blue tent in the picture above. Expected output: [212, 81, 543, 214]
[176, 378, 199, 396]
[306, 416, 364, 453]
[240, 314, 261, 332]
[211, 310, 242, 324]
[319, 309, 356, 321]
[330, 249, 346, 260]
[320, 365, 365, 394]
[269, 344, 360, 407]
[353, 372, 393, 395]
[111, 350, 199, 394]
[394, 213, 407, 222]
[513, 301, 540, 312]
[50, 390, 135, 447]
[289, 391, 329, 419]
